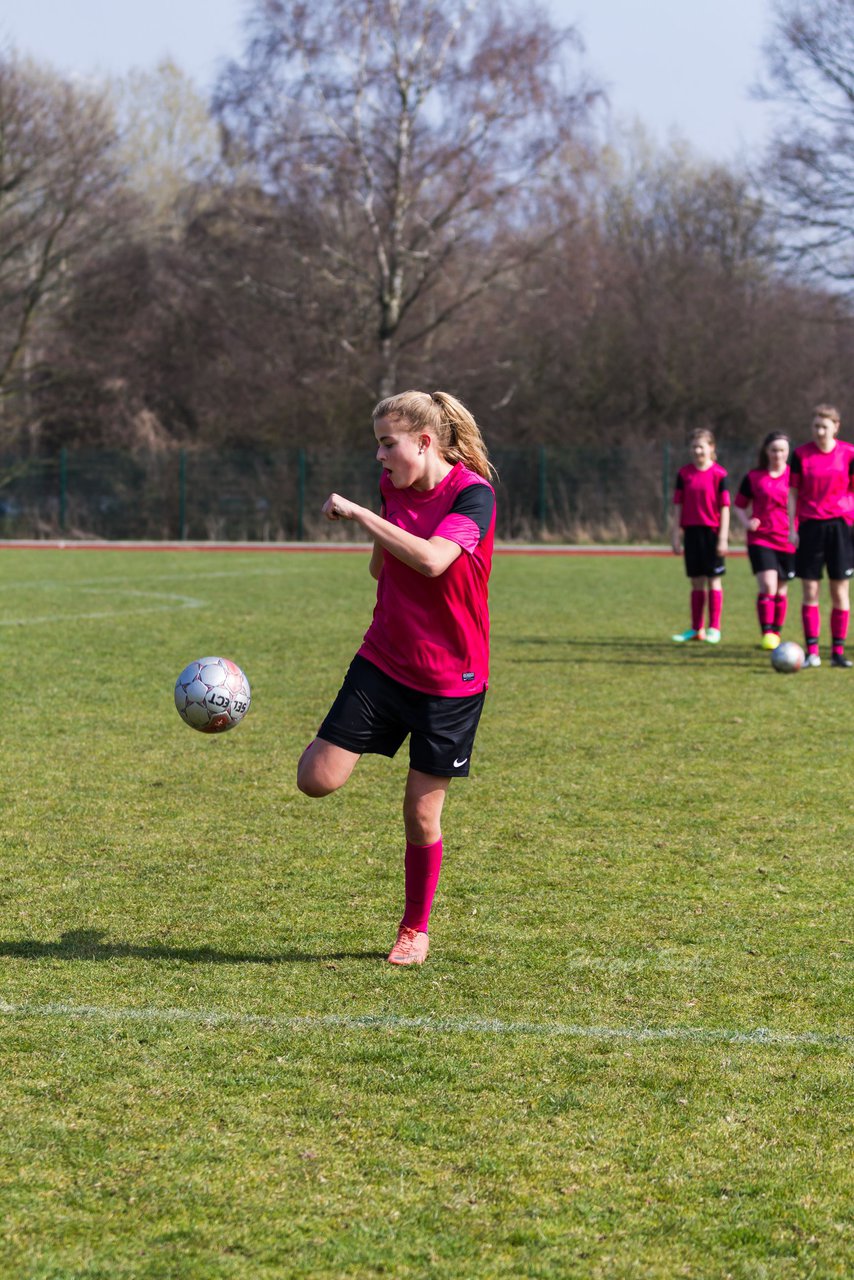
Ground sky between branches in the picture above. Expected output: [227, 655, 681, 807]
[1, 0, 777, 161]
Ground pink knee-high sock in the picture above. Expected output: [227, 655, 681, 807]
[690, 590, 705, 631]
[831, 608, 849, 655]
[708, 588, 723, 630]
[802, 604, 820, 653]
[774, 593, 788, 632]
[757, 593, 775, 634]
[401, 838, 443, 933]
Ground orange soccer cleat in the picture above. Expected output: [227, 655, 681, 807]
[387, 925, 429, 966]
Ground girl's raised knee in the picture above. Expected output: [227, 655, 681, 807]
[296, 762, 332, 797]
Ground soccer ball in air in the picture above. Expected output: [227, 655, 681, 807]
[770, 641, 804, 674]
[174, 657, 251, 732]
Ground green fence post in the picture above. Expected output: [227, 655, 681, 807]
[59, 447, 67, 532]
[538, 445, 547, 537]
[662, 443, 671, 536]
[297, 448, 306, 542]
[178, 450, 187, 540]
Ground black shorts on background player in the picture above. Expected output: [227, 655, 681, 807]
[795, 517, 854, 581]
[317, 655, 486, 778]
[748, 545, 796, 579]
[683, 526, 726, 579]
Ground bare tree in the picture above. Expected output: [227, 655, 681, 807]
[108, 59, 221, 235]
[0, 52, 130, 418]
[214, 0, 598, 396]
[465, 129, 842, 448]
[758, 0, 854, 284]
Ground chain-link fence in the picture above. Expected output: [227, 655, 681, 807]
[0, 441, 762, 543]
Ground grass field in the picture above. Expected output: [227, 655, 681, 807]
[1, 546, 852, 1280]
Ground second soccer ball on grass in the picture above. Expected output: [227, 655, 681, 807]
[770, 641, 804, 674]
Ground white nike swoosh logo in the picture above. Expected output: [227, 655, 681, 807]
[453, 757, 468, 768]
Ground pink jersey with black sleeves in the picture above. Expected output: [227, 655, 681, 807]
[673, 463, 730, 528]
[790, 441, 854, 522]
[358, 462, 495, 696]
[735, 468, 794, 552]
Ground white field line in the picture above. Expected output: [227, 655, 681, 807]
[0, 588, 205, 627]
[0, 999, 850, 1051]
[0, 567, 286, 590]
[0, 566, 288, 623]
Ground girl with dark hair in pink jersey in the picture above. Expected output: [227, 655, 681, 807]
[733, 432, 795, 650]
[670, 428, 730, 644]
[787, 404, 854, 668]
[297, 390, 496, 966]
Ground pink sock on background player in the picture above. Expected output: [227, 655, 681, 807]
[802, 604, 820, 653]
[401, 838, 443, 933]
[773, 593, 788, 633]
[831, 607, 849, 655]
[690, 590, 705, 631]
[757, 593, 775, 633]
[708, 588, 723, 631]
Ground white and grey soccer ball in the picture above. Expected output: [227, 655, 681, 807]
[174, 657, 251, 733]
[770, 640, 804, 674]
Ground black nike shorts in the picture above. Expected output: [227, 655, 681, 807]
[747, 544, 796, 579]
[317, 655, 486, 778]
[795, 517, 854, 581]
[683, 525, 726, 579]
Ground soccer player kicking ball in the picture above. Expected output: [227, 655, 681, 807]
[297, 391, 495, 966]
[670, 428, 730, 644]
[787, 405, 854, 668]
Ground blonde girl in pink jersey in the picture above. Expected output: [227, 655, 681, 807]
[670, 428, 730, 644]
[787, 404, 854, 668]
[297, 391, 496, 966]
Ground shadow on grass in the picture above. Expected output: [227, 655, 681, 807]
[503, 635, 769, 669]
[0, 929, 386, 965]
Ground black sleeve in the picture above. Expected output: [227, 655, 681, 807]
[738, 474, 753, 500]
[447, 485, 495, 539]
[790, 452, 802, 476]
[718, 472, 729, 496]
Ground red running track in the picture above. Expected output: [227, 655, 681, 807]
[0, 540, 747, 557]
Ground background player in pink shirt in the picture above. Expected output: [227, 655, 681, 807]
[670, 428, 730, 644]
[297, 390, 496, 966]
[733, 432, 795, 651]
[787, 404, 854, 668]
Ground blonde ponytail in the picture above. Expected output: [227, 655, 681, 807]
[372, 389, 495, 481]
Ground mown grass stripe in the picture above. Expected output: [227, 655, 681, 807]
[0, 999, 850, 1051]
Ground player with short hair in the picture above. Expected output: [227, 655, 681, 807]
[733, 432, 795, 650]
[670, 428, 730, 644]
[297, 390, 495, 966]
[787, 404, 854, 668]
